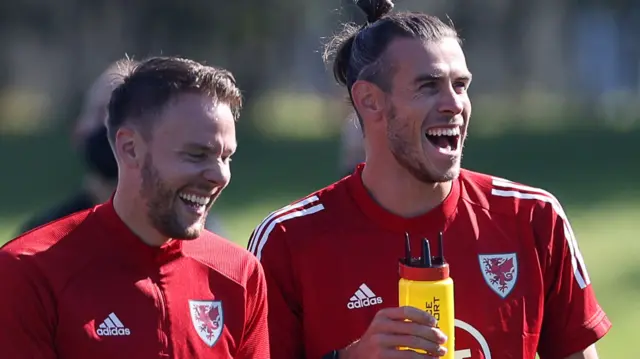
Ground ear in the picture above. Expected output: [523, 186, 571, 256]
[351, 80, 385, 125]
[114, 126, 144, 169]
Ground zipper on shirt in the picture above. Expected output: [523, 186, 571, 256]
[152, 280, 171, 357]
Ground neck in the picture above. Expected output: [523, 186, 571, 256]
[361, 157, 452, 218]
[112, 185, 170, 247]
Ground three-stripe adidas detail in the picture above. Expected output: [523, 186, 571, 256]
[248, 195, 325, 260]
[347, 284, 383, 309]
[491, 177, 591, 289]
[96, 312, 131, 336]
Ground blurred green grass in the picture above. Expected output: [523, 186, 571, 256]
[0, 124, 637, 357]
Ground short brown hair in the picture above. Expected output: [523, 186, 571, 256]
[106, 56, 242, 144]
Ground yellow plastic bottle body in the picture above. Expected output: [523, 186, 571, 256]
[398, 277, 455, 357]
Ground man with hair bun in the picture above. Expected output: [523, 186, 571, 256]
[0, 56, 270, 359]
[248, 1, 610, 358]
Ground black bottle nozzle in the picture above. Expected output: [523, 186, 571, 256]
[400, 233, 450, 281]
[401, 232, 446, 268]
[404, 232, 412, 265]
[438, 231, 445, 265]
[421, 238, 432, 267]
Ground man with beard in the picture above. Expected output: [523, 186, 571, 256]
[18, 60, 227, 237]
[247, 1, 610, 358]
[0, 56, 269, 359]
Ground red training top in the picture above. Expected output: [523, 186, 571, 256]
[0, 200, 269, 358]
[248, 164, 611, 359]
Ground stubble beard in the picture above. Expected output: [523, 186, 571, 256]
[140, 154, 204, 240]
[386, 105, 462, 184]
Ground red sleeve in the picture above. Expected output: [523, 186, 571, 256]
[533, 199, 611, 359]
[0, 250, 58, 358]
[236, 256, 271, 358]
[248, 223, 305, 359]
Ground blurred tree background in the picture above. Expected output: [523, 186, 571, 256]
[0, 0, 638, 356]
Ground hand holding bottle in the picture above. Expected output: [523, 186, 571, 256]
[338, 306, 448, 359]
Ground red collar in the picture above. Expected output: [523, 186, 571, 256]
[94, 199, 183, 267]
[346, 163, 460, 233]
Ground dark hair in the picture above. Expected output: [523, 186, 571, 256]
[106, 56, 242, 145]
[324, 0, 459, 125]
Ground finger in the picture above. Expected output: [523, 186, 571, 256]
[372, 319, 447, 344]
[374, 333, 447, 355]
[377, 306, 438, 327]
[380, 345, 446, 359]
[379, 348, 433, 359]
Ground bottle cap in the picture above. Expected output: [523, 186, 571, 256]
[398, 232, 450, 281]
[399, 261, 450, 281]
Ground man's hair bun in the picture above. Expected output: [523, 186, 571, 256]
[355, 0, 395, 24]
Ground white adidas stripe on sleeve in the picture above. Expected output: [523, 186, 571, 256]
[491, 178, 590, 289]
[247, 195, 320, 254]
[248, 196, 325, 261]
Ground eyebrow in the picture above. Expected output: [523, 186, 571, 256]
[182, 142, 236, 156]
[413, 73, 473, 85]
[182, 143, 217, 152]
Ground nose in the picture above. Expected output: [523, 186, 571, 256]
[202, 162, 230, 187]
[438, 85, 465, 115]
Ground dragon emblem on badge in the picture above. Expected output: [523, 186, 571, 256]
[479, 253, 518, 299]
[189, 300, 224, 347]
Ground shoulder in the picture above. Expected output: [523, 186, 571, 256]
[247, 177, 351, 260]
[1, 208, 94, 285]
[459, 169, 566, 221]
[183, 231, 265, 288]
[3, 208, 93, 256]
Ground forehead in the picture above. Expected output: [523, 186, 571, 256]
[151, 92, 235, 144]
[386, 37, 470, 80]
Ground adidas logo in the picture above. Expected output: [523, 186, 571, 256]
[96, 312, 131, 336]
[347, 283, 383, 310]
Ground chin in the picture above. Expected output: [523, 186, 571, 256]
[170, 229, 201, 240]
[180, 231, 202, 240]
[407, 158, 460, 183]
[434, 164, 461, 182]
[181, 222, 206, 240]
[162, 218, 205, 240]
[425, 153, 462, 180]
[438, 171, 460, 182]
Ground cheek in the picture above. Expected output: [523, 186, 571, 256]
[401, 107, 426, 133]
[405, 97, 434, 121]
[156, 159, 199, 183]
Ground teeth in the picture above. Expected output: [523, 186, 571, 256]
[179, 193, 211, 206]
[426, 127, 460, 137]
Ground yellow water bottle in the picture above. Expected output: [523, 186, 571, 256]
[398, 232, 454, 358]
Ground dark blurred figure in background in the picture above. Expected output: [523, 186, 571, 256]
[17, 61, 227, 236]
[17, 61, 129, 234]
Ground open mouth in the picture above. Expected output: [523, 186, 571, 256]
[178, 193, 211, 214]
[425, 127, 461, 153]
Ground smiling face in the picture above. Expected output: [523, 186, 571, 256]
[381, 36, 472, 183]
[137, 92, 236, 239]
